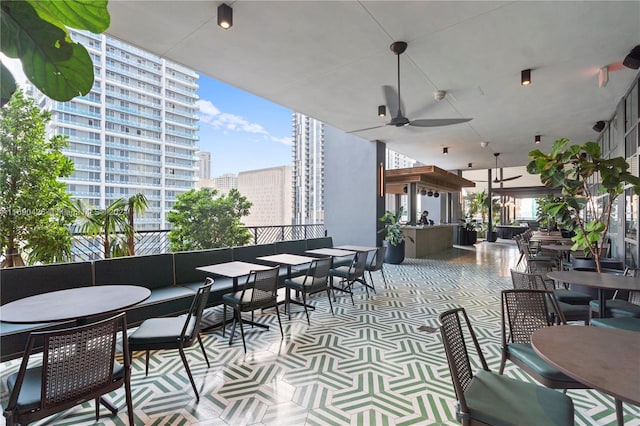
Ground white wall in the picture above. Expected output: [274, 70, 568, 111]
[324, 125, 379, 246]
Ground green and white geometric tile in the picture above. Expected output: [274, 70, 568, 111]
[1, 241, 638, 425]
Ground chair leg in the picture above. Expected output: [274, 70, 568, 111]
[125, 374, 135, 426]
[326, 288, 335, 316]
[145, 350, 150, 376]
[302, 292, 310, 325]
[498, 355, 506, 374]
[197, 334, 210, 368]
[222, 304, 227, 337]
[178, 345, 200, 402]
[380, 267, 388, 288]
[274, 303, 284, 338]
[95, 397, 100, 421]
[237, 311, 247, 353]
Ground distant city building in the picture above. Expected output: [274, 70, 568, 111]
[238, 166, 292, 227]
[292, 113, 324, 224]
[213, 173, 238, 194]
[38, 30, 199, 229]
[195, 151, 211, 179]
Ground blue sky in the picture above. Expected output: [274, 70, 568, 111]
[196, 75, 293, 176]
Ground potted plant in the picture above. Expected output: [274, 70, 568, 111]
[527, 138, 640, 272]
[458, 216, 478, 245]
[378, 207, 414, 264]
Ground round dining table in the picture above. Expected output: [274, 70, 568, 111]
[547, 270, 640, 319]
[532, 325, 640, 426]
[0, 285, 151, 324]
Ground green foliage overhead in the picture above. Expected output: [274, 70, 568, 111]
[0, 0, 110, 103]
[0, 90, 75, 266]
[378, 207, 413, 246]
[168, 188, 252, 251]
[528, 137, 640, 271]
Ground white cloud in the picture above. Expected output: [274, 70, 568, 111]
[271, 136, 292, 146]
[197, 98, 288, 141]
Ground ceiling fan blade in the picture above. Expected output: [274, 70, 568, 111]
[409, 118, 472, 127]
[347, 124, 386, 134]
[383, 85, 403, 116]
[493, 175, 523, 183]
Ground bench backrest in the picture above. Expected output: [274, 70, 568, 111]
[94, 253, 174, 289]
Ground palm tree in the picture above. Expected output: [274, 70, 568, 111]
[125, 193, 148, 256]
[73, 199, 131, 259]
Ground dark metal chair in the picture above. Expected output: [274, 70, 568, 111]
[222, 266, 282, 352]
[439, 307, 574, 426]
[365, 246, 388, 289]
[510, 269, 590, 324]
[3, 313, 134, 425]
[329, 251, 368, 305]
[589, 267, 640, 319]
[284, 257, 333, 324]
[499, 289, 589, 391]
[128, 279, 213, 401]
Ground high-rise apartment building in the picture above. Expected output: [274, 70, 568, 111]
[292, 113, 324, 224]
[238, 166, 292, 227]
[39, 30, 200, 230]
[195, 151, 211, 179]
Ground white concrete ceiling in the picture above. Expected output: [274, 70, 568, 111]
[106, 1, 640, 173]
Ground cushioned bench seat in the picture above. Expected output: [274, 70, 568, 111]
[590, 317, 640, 332]
[174, 248, 234, 307]
[0, 321, 76, 362]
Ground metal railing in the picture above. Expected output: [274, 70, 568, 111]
[70, 224, 326, 262]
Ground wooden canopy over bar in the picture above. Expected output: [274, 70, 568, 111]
[385, 166, 476, 194]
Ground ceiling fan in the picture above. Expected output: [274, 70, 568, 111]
[492, 152, 522, 183]
[350, 41, 472, 133]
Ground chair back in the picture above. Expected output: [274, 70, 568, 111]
[181, 278, 214, 344]
[438, 307, 489, 413]
[368, 246, 386, 272]
[5, 313, 129, 424]
[501, 289, 558, 346]
[304, 257, 332, 292]
[349, 251, 368, 280]
[510, 269, 547, 290]
[244, 266, 279, 308]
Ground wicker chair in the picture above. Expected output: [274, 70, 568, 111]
[439, 307, 574, 426]
[589, 267, 640, 319]
[329, 251, 369, 305]
[365, 246, 388, 289]
[510, 269, 590, 324]
[499, 289, 589, 390]
[515, 235, 557, 273]
[222, 266, 282, 352]
[3, 313, 134, 426]
[128, 279, 213, 401]
[284, 257, 333, 324]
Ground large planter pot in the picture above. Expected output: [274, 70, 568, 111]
[457, 228, 477, 245]
[486, 231, 498, 243]
[383, 240, 405, 264]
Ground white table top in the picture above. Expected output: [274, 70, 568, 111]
[335, 245, 377, 252]
[532, 325, 640, 406]
[196, 261, 271, 278]
[305, 248, 355, 257]
[1, 285, 151, 324]
[257, 253, 317, 266]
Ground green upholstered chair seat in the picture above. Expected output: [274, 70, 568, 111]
[283, 276, 306, 291]
[7, 363, 124, 413]
[589, 299, 640, 317]
[129, 316, 195, 348]
[464, 370, 574, 426]
[553, 288, 591, 305]
[555, 301, 589, 322]
[590, 317, 640, 331]
[329, 266, 350, 279]
[506, 344, 578, 383]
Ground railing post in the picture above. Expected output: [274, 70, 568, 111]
[254, 228, 258, 245]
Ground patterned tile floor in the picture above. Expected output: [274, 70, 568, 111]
[1, 240, 639, 425]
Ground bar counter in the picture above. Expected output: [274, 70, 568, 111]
[401, 224, 454, 258]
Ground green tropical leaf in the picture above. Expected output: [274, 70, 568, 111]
[0, 62, 17, 103]
[27, 0, 110, 33]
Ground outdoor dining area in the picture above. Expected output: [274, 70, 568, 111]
[0, 238, 638, 425]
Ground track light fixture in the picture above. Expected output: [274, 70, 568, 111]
[535, 135, 541, 144]
[420, 188, 427, 196]
[434, 192, 440, 198]
[593, 121, 606, 132]
[403, 185, 408, 194]
[521, 69, 531, 86]
[378, 105, 386, 117]
[427, 190, 434, 197]
[217, 3, 233, 29]
[443, 147, 448, 155]
[468, 162, 472, 168]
